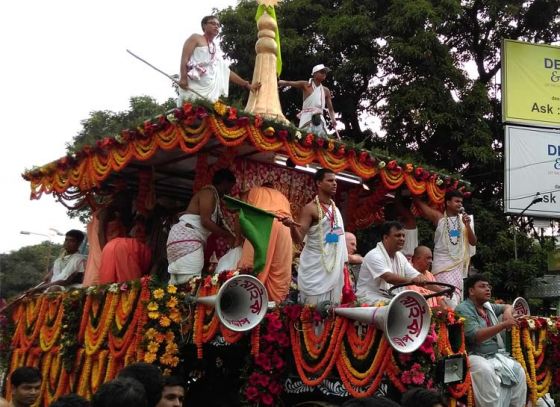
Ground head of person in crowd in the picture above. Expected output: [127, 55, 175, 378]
[63, 229, 85, 254]
[380, 221, 405, 255]
[50, 393, 90, 407]
[9, 366, 42, 407]
[156, 376, 186, 407]
[314, 168, 337, 198]
[444, 189, 464, 215]
[401, 387, 445, 407]
[118, 362, 163, 407]
[92, 377, 147, 407]
[411, 245, 433, 273]
[341, 395, 402, 407]
[464, 274, 492, 305]
[212, 168, 237, 197]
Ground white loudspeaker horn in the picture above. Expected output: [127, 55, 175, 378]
[334, 290, 431, 353]
[512, 297, 530, 317]
[196, 274, 268, 332]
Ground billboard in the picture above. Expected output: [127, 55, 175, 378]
[502, 39, 560, 127]
[504, 125, 560, 218]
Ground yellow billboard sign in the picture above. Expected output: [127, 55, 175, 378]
[502, 39, 560, 127]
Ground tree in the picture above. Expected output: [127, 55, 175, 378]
[0, 242, 62, 300]
[67, 96, 176, 153]
[217, 0, 560, 296]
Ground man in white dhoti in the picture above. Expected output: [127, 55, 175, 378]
[278, 64, 337, 138]
[166, 169, 237, 284]
[285, 168, 347, 305]
[356, 221, 426, 304]
[414, 190, 476, 307]
[177, 15, 261, 105]
[455, 275, 527, 407]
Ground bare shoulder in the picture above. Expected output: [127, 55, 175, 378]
[185, 33, 205, 46]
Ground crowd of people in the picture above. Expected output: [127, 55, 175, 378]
[1, 364, 446, 407]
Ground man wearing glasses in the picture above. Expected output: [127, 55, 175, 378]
[455, 275, 527, 407]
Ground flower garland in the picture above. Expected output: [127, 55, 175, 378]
[242, 311, 290, 406]
[83, 289, 118, 356]
[24, 101, 467, 206]
[39, 293, 65, 352]
[60, 289, 86, 371]
[141, 282, 184, 371]
[511, 317, 554, 405]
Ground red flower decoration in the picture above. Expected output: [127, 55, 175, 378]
[348, 149, 356, 158]
[261, 394, 274, 406]
[254, 115, 264, 128]
[236, 116, 250, 127]
[387, 160, 398, 170]
[227, 107, 238, 121]
[195, 107, 208, 119]
[245, 386, 259, 401]
[304, 134, 314, 146]
[337, 146, 345, 156]
[278, 129, 288, 140]
[182, 103, 193, 114]
[359, 151, 368, 163]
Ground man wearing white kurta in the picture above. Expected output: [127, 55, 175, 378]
[285, 168, 347, 305]
[415, 190, 476, 308]
[177, 15, 260, 105]
[356, 221, 426, 304]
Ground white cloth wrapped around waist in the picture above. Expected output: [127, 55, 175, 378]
[167, 214, 211, 264]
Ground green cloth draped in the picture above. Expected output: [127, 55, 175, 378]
[255, 4, 282, 76]
[224, 195, 274, 274]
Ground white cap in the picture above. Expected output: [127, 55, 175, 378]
[311, 64, 331, 75]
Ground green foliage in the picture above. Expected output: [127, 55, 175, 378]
[0, 242, 63, 300]
[66, 96, 176, 153]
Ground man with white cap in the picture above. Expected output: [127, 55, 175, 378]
[278, 64, 337, 138]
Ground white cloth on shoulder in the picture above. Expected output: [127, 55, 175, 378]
[215, 246, 243, 274]
[297, 204, 347, 305]
[355, 242, 419, 304]
[51, 253, 86, 283]
[177, 46, 230, 105]
[400, 227, 418, 258]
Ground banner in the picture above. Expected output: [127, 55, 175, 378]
[504, 125, 560, 218]
[502, 39, 560, 127]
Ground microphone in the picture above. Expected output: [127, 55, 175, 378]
[459, 207, 465, 215]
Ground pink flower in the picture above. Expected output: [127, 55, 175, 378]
[401, 370, 412, 384]
[255, 353, 272, 370]
[271, 354, 285, 370]
[261, 393, 274, 406]
[398, 354, 411, 364]
[268, 316, 283, 332]
[249, 372, 261, 386]
[268, 381, 283, 395]
[276, 332, 290, 348]
[245, 386, 259, 401]
[257, 374, 270, 387]
[411, 370, 425, 385]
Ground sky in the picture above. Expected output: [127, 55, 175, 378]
[0, 0, 238, 253]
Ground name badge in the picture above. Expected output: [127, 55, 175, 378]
[325, 233, 339, 243]
[449, 229, 460, 238]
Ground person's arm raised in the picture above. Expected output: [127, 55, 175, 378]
[413, 198, 443, 227]
[229, 71, 261, 92]
[278, 79, 309, 90]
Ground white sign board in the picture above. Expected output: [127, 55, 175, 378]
[505, 125, 560, 218]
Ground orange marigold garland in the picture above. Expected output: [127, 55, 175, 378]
[39, 293, 65, 352]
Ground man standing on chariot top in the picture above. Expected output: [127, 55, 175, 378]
[278, 64, 338, 138]
[177, 15, 261, 105]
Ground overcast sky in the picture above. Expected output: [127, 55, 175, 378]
[0, 0, 238, 253]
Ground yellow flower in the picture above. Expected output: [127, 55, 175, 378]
[143, 352, 157, 363]
[148, 311, 160, 320]
[213, 101, 227, 116]
[170, 356, 180, 367]
[166, 296, 178, 308]
[169, 310, 181, 323]
[147, 302, 159, 311]
[147, 341, 160, 353]
[165, 331, 175, 342]
[167, 285, 177, 294]
[145, 328, 157, 339]
[159, 316, 171, 327]
[165, 342, 178, 353]
[153, 288, 165, 299]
